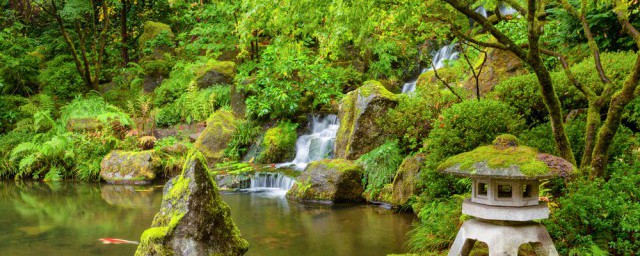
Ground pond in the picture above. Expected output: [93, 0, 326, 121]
[0, 182, 415, 256]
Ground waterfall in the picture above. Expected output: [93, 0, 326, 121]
[401, 43, 460, 94]
[499, 5, 518, 16]
[475, 6, 488, 18]
[278, 114, 340, 170]
[249, 172, 295, 190]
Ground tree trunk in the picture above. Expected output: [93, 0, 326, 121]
[590, 53, 640, 177]
[120, 0, 129, 66]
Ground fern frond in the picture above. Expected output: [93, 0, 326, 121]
[10, 142, 37, 161]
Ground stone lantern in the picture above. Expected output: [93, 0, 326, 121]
[438, 135, 574, 256]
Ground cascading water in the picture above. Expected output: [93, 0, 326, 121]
[401, 44, 460, 93]
[249, 172, 295, 190]
[278, 114, 340, 170]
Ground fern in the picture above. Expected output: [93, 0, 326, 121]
[356, 140, 404, 198]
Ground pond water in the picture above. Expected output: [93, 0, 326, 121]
[0, 182, 415, 256]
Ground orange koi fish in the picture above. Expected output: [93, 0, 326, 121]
[99, 238, 139, 245]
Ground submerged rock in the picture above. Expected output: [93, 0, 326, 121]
[135, 152, 249, 256]
[287, 159, 364, 203]
[194, 110, 239, 167]
[391, 154, 425, 206]
[334, 80, 398, 160]
[100, 150, 156, 184]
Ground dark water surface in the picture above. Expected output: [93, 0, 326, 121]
[0, 182, 415, 256]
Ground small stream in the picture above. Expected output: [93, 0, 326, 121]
[0, 181, 415, 256]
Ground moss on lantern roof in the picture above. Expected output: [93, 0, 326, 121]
[438, 134, 575, 179]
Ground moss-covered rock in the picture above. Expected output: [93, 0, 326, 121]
[463, 47, 527, 96]
[287, 159, 364, 203]
[100, 150, 157, 184]
[135, 152, 249, 256]
[335, 80, 399, 160]
[391, 154, 425, 206]
[415, 68, 458, 92]
[256, 122, 297, 164]
[195, 61, 236, 88]
[138, 21, 175, 52]
[66, 117, 103, 132]
[194, 109, 240, 167]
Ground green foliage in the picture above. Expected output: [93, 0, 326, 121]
[492, 51, 637, 126]
[546, 160, 640, 255]
[0, 22, 42, 95]
[549, 1, 640, 52]
[407, 195, 467, 253]
[381, 87, 458, 153]
[223, 121, 262, 161]
[156, 85, 230, 127]
[180, 2, 239, 58]
[0, 95, 28, 133]
[60, 95, 132, 127]
[520, 115, 636, 166]
[153, 60, 200, 106]
[239, 41, 355, 119]
[356, 140, 404, 198]
[424, 99, 525, 160]
[38, 55, 85, 100]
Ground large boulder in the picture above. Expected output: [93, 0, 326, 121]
[194, 109, 239, 167]
[135, 153, 249, 256]
[391, 154, 425, 206]
[256, 122, 297, 164]
[463, 47, 527, 96]
[100, 150, 156, 184]
[195, 61, 236, 88]
[287, 159, 364, 203]
[138, 21, 175, 92]
[334, 80, 399, 160]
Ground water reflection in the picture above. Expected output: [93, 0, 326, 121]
[0, 182, 414, 256]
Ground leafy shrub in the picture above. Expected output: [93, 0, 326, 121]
[356, 140, 404, 198]
[0, 131, 33, 178]
[492, 52, 637, 126]
[38, 55, 85, 100]
[238, 41, 356, 119]
[223, 120, 262, 161]
[382, 87, 458, 153]
[153, 60, 199, 106]
[424, 99, 525, 160]
[0, 23, 42, 95]
[0, 95, 28, 133]
[545, 160, 640, 255]
[520, 115, 636, 166]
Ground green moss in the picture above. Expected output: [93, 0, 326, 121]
[194, 109, 240, 164]
[315, 159, 361, 174]
[439, 144, 550, 177]
[358, 80, 398, 99]
[138, 21, 174, 50]
[256, 121, 297, 163]
[195, 61, 236, 80]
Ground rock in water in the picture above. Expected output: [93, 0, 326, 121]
[135, 152, 249, 256]
[100, 150, 156, 184]
[334, 80, 398, 160]
[287, 159, 364, 203]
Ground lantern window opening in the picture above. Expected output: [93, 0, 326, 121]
[497, 183, 513, 199]
[522, 183, 534, 199]
[477, 182, 488, 197]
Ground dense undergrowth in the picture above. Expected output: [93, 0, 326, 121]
[1, 0, 639, 255]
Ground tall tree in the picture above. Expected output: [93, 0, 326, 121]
[37, 0, 111, 91]
[439, 0, 640, 177]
